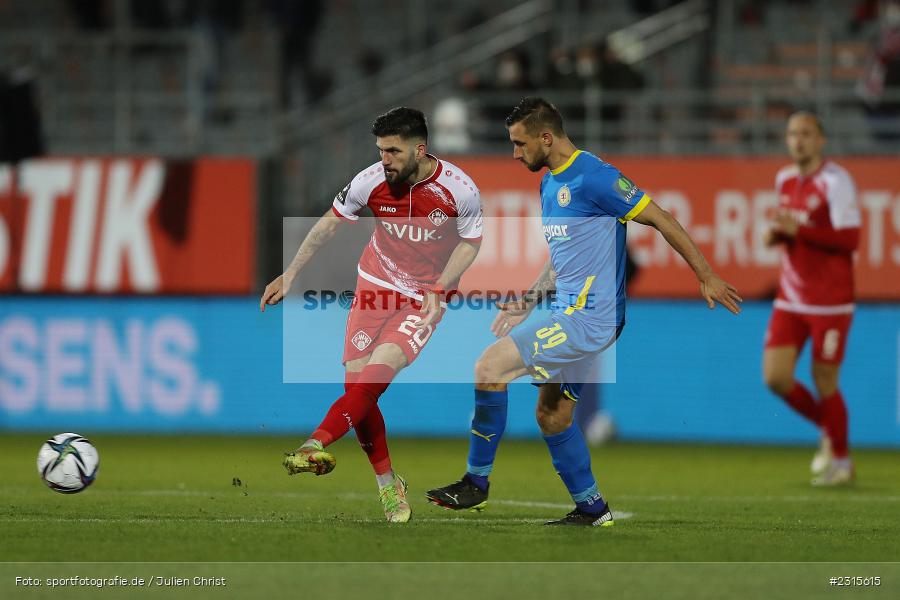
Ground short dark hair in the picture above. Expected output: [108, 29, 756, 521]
[506, 97, 565, 135]
[789, 110, 825, 135]
[371, 107, 428, 141]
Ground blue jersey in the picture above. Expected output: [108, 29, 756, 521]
[539, 150, 650, 325]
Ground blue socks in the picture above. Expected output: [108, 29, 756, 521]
[465, 389, 508, 491]
[464, 389, 606, 515]
[543, 422, 607, 514]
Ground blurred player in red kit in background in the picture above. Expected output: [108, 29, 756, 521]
[762, 111, 861, 487]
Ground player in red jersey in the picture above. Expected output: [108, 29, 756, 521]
[762, 111, 861, 486]
[260, 107, 483, 521]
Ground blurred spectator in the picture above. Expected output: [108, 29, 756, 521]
[130, 1, 170, 29]
[457, 68, 484, 93]
[546, 43, 608, 123]
[737, 0, 764, 27]
[851, 0, 880, 33]
[432, 97, 471, 154]
[482, 50, 535, 126]
[267, 0, 328, 108]
[547, 46, 581, 91]
[857, 0, 900, 141]
[130, 0, 198, 30]
[65, 0, 110, 31]
[575, 42, 600, 82]
[127, 1, 198, 60]
[357, 48, 384, 79]
[196, 0, 246, 122]
[433, 69, 483, 153]
[203, 0, 244, 32]
[598, 40, 645, 123]
[494, 50, 534, 91]
[0, 66, 44, 163]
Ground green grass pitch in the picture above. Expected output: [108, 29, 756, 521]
[1, 434, 899, 598]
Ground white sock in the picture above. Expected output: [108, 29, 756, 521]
[833, 457, 852, 469]
[300, 439, 322, 450]
[376, 471, 395, 488]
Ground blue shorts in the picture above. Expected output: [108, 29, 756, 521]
[509, 311, 623, 401]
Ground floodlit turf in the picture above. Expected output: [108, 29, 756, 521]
[1, 434, 899, 598]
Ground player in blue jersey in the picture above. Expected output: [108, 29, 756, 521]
[426, 97, 742, 525]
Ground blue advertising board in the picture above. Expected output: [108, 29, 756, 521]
[1, 297, 898, 447]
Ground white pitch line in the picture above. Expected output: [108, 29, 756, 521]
[401, 518, 547, 525]
[0, 516, 550, 526]
[6, 485, 898, 504]
[0, 510, 634, 525]
[2, 486, 637, 519]
[86, 490, 900, 504]
[616, 494, 900, 503]
[0, 517, 284, 524]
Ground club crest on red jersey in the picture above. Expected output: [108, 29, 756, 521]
[428, 208, 448, 227]
[351, 330, 372, 350]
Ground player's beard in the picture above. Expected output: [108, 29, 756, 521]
[384, 157, 418, 185]
[522, 149, 549, 172]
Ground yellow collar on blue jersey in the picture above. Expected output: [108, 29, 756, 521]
[550, 149, 582, 176]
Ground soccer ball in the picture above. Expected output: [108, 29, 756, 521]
[36, 433, 99, 494]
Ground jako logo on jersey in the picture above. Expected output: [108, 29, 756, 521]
[351, 330, 372, 350]
[428, 208, 448, 227]
[381, 222, 440, 242]
[557, 185, 571, 207]
[378, 205, 397, 213]
[543, 224, 570, 241]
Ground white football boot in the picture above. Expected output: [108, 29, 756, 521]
[812, 459, 855, 487]
[810, 435, 833, 476]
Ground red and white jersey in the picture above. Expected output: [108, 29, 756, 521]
[773, 160, 861, 314]
[331, 155, 483, 297]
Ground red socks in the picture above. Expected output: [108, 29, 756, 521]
[344, 371, 392, 475]
[783, 382, 820, 424]
[310, 363, 396, 449]
[820, 390, 849, 458]
[355, 402, 392, 474]
[781, 382, 849, 459]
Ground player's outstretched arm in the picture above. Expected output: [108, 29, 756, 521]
[491, 260, 557, 337]
[416, 239, 481, 329]
[633, 200, 743, 314]
[259, 209, 344, 312]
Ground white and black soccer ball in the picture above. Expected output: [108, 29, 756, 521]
[36, 433, 99, 494]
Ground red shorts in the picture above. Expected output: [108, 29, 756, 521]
[764, 308, 853, 365]
[342, 276, 442, 365]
